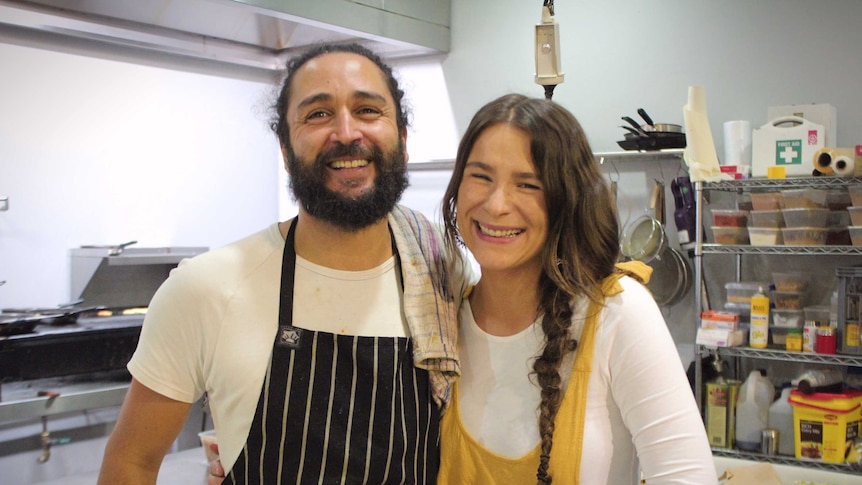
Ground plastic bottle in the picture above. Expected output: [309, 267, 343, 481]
[803, 320, 818, 352]
[793, 369, 844, 394]
[671, 176, 697, 253]
[735, 370, 774, 451]
[749, 286, 769, 349]
[767, 385, 795, 456]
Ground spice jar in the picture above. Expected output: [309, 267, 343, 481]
[785, 328, 803, 352]
[815, 326, 837, 354]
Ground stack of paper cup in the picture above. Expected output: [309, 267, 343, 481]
[723, 120, 752, 167]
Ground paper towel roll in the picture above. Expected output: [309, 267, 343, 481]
[833, 155, 855, 176]
[683, 85, 727, 182]
[723, 120, 752, 166]
[813, 148, 836, 175]
[687, 85, 707, 113]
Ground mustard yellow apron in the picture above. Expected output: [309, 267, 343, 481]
[438, 262, 650, 484]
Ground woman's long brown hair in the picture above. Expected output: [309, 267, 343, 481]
[442, 94, 620, 484]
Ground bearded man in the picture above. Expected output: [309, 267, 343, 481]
[98, 43, 464, 485]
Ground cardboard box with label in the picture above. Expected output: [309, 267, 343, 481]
[752, 116, 825, 178]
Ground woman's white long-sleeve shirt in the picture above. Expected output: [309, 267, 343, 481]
[455, 275, 718, 484]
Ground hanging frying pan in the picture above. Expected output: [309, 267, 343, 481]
[647, 246, 693, 307]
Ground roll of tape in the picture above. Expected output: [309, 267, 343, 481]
[833, 155, 855, 177]
[813, 147, 835, 175]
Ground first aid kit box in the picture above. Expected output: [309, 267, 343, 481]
[768, 103, 837, 148]
[752, 117, 825, 178]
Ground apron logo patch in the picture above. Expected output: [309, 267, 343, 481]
[276, 325, 303, 348]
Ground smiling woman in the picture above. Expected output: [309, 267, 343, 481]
[438, 93, 717, 485]
[456, 123, 547, 280]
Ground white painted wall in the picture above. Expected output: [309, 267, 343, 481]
[444, 0, 862, 151]
[0, 43, 281, 308]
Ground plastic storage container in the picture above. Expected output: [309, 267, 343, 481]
[750, 191, 784, 211]
[772, 291, 806, 310]
[712, 226, 749, 245]
[848, 206, 862, 226]
[772, 272, 810, 292]
[725, 282, 769, 304]
[849, 185, 862, 207]
[724, 302, 750, 317]
[825, 210, 850, 227]
[826, 189, 852, 210]
[850, 226, 862, 246]
[826, 226, 851, 246]
[736, 193, 753, 211]
[789, 390, 862, 464]
[772, 309, 804, 328]
[781, 227, 828, 246]
[781, 188, 828, 209]
[735, 370, 775, 452]
[803, 306, 831, 325]
[712, 209, 749, 227]
[767, 386, 796, 456]
[782, 208, 830, 228]
[748, 227, 782, 246]
[749, 210, 784, 228]
[771, 326, 789, 346]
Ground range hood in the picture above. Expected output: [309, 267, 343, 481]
[70, 245, 208, 309]
[0, 0, 450, 75]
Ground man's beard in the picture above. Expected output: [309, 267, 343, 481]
[286, 140, 409, 231]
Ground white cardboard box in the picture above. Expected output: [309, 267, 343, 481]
[767, 103, 837, 147]
[752, 116, 825, 177]
[696, 328, 746, 347]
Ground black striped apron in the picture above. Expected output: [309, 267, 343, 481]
[226, 219, 440, 484]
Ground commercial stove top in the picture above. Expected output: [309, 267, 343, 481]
[1, 244, 206, 384]
[0, 315, 144, 382]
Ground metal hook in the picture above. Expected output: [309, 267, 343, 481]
[600, 156, 620, 182]
[38, 416, 52, 463]
[656, 158, 669, 184]
[677, 156, 688, 177]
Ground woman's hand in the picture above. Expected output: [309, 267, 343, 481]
[206, 443, 225, 485]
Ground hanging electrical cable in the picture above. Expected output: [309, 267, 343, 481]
[534, 0, 564, 99]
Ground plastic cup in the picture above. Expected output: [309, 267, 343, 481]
[198, 430, 219, 463]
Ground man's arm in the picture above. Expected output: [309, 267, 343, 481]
[98, 378, 193, 485]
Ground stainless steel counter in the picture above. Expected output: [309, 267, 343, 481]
[32, 447, 208, 485]
[31, 451, 860, 484]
